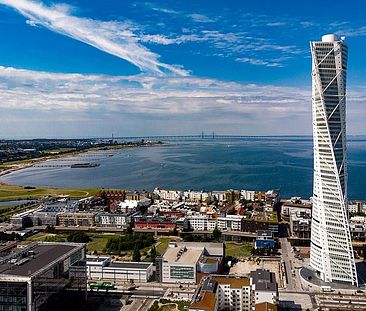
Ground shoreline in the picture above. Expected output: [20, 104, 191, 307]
[0, 142, 163, 179]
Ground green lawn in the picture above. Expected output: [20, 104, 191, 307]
[0, 183, 100, 202]
[156, 237, 171, 255]
[86, 233, 117, 253]
[225, 242, 253, 258]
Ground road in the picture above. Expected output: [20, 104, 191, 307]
[280, 237, 302, 291]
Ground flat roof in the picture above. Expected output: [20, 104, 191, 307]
[255, 302, 278, 311]
[212, 276, 250, 288]
[109, 261, 152, 269]
[164, 246, 202, 265]
[190, 291, 216, 311]
[0, 243, 82, 278]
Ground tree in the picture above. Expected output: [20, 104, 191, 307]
[213, 227, 222, 241]
[67, 232, 91, 243]
[150, 245, 157, 262]
[133, 246, 141, 262]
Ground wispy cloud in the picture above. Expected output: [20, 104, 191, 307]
[0, 0, 188, 76]
[1, 65, 365, 136]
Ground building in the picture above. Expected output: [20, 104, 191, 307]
[190, 270, 278, 311]
[119, 198, 151, 213]
[187, 214, 217, 231]
[95, 212, 132, 229]
[217, 215, 243, 231]
[86, 255, 153, 282]
[0, 242, 86, 311]
[310, 34, 357, 285]
[250, 269, 278, 306]
[348, 201, 366, 214]
[153, 188, 182, 201]
[289, 210, 312, 239]
[157, 242, 224, 284]
[350, 216, 366, 242]
[58, 212, 96, 227]
[241, 190, 256, 202]
[255, 230, 275, 249]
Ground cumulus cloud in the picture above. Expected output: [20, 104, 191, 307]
[0, 0, 188, 76]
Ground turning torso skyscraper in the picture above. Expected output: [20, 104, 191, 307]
[310, 34, 357, 286]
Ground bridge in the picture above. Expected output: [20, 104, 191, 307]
[99, 134, 308, 141]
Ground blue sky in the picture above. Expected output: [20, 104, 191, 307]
[0, 0, 365, 137]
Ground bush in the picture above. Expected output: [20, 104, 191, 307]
[67, 232, 91, 243]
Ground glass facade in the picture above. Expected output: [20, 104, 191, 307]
[0, 282, 27, 311]
[170, 266, 194, 279]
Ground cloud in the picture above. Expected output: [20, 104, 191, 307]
[267, 22, 286, 27]
[235, 57, 282, 67]
[188, 13, 214, 23]
[0, 0, 188, 76]
[1, 65, 365, 136]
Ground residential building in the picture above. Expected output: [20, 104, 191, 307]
[187, 214, 217, 231]
[241, 190, 256, 202]
[58, 212, 96, 227]
[190, 270, 278, 311]
[250, 269, 278, 307]
[153, 188, 182, 201]
[95, 212, 133, 228]
[310, 34, 357, 285]
[217, 215, 243, 231]
[290, 209, 312, 239]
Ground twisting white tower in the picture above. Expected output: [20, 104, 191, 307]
[310, 34, 357, 286]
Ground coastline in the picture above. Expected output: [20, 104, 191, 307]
[0, 142, 163, 179]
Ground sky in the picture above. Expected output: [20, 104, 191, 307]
[0, 0, 365, 138]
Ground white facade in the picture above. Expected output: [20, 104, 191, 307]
[118, 198, 150, 213]
[216, 281, 251, 311]
[86, 256, 153, 282]
[154, 188, 182, 201]
[187, 214, 217, 231]
[217, 215, 243, 231]
[96, 213, 129, 227]
[241, 190, 256, 202]
[310, 34, 357, 285]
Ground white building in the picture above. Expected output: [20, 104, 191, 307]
[153, 188, 182, 201]
[190, 270, 278, 311]
[187, 214, 217, 231]
[217, 215, 243, 231]
[310, 34, 357, 285]
[118, 198, 151, 213]
[241, 190, 256, 202]
[95, 213, 131, 228]
[158, 242, 224, 284]
[250, 269, 278, 307]
[86, 255, 153, 282]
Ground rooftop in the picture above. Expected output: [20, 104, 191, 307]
[109, 261, 152, 269]
[189, 291, 216, 311]
[250, 269, 277, 292]
[255, 302, 278, 311]
[213, 276, 250, 288]
[163, 246, 203, 265]
[0, 242, 83, 278]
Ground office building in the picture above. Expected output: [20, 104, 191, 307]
[310, 34, 357, 285]
[157, 242, 224, 284]
[0, 242, 86, 311]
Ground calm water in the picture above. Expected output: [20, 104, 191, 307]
[1, 136, 366, 199]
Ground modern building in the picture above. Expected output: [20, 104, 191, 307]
[86, 255, 153, 282]
[310, 34, 357, 285]
[0, 242, 86, 311]
[190, 270, 278, 311]
[217, 215, 244, 231]
[157, 242, 224, 284]
[250, 269, 278, 307]
[289, 210, 312, 239]
[255, 230, 275, 249]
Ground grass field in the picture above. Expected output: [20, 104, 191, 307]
[0, 183, 100, 202]
[225, 242, 253, 258]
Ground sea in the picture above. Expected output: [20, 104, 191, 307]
[1, 136, 366, 200]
